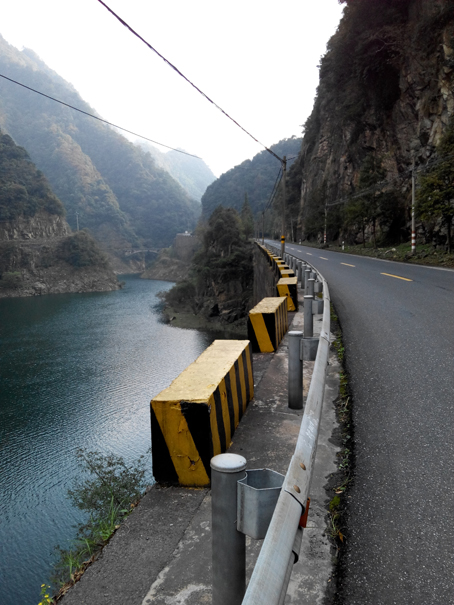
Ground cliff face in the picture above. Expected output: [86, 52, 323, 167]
[0, 210, 68, 240]
[293, 0, 454, 243]
[0, 133, 119, 297]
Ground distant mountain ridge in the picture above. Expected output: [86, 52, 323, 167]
[137, 141, 216, 202]
[0, 34, 200, 260]
[201, 137, 302, 218]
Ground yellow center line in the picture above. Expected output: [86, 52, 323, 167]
[320, 257, 329, 260]
[381, 272, 413, 282]
[341, 262, 355, 267]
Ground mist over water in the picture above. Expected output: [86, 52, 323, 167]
[0, 275, 215, 605]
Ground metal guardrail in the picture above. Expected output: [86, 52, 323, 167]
[241, 244, 331, 605]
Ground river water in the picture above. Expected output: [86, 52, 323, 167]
[0, 275, 216, 605]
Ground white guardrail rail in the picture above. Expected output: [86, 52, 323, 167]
[241, 244, 331, 605]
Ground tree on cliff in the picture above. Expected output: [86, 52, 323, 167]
[165, 206, 253, 323]
[240, 194, 254, 240]
[417, 119, 454, 252]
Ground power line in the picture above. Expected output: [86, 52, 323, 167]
[0, 72, 201, 159]
[263, 167, 283, 214]
[96, 0, 284, 165]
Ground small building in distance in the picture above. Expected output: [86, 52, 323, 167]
[173, 231, 199, 261]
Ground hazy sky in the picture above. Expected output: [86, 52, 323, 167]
[0, 0, 344, 176]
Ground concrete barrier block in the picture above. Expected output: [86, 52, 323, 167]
[277, 277, 298, 312]
[247, 297, 288, 353]
[279, 268, 295, 279]
[150, 340, 254, 487]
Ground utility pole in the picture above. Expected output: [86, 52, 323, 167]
[411, 159, 416, 254]
[281, 156, 287, 257]
[324, 203, 327, 245]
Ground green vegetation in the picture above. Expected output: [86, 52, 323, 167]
[38, 584, 54, 605]
[164, 206, 254, 327]
[327, 304, 353, 552]
[201, 137, 302, 219]
[0, 132, 64, 220]
[417, 117, 454, 252]
[0, 35, 199, 250]
[0, 270, 22, 289]
[56, 230, 108, 268]
[50, 449, 149, 594]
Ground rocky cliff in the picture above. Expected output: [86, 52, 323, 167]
[0, 132, 119, 297]
[289, 0, 454, 245]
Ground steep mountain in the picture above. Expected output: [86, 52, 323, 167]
[137, 141, 216, 201]
[0, 35, 200, 260]
[201, 137, 302, 218]
[286, 0, 454, 246]
[0, 131, 119, 297]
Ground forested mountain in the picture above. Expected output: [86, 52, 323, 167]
[0, 131, 119, 296]
[201, 137, 302, 218]
[137, 141, 216, 201]
[283, 0, 454, 247]
[0, 35, 200, 256]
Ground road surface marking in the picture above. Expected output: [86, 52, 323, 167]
[381, 272, 413, 282]
[306, 253, 312, 255]
[320, 257, 329, 260]
[341, 263, 355, 267]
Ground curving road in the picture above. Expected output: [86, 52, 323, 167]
[266, 240, 454, 605]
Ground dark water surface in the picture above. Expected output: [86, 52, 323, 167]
[0, 275, 215, 605]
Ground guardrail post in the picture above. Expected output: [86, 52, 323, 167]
[307, 278, 315, 297]
[288, 331, 303, 409]
[297, 262, 303, 285]
[304, 269, 311, 291]
[304, 295, 314, 337]
[211, 454, 247, 605]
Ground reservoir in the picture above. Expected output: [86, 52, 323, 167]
[0, 275, 215, 605]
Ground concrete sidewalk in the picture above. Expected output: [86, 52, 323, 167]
[60, 298, 340, 605]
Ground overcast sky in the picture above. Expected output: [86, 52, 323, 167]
[0, 0, 344, 177]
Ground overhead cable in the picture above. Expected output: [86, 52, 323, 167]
[264, 167, 283, 213]
[96, 0, 284, 164]
[0, 72, 201, 159]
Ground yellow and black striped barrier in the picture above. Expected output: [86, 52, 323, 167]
[247, 297, 288, 353]
[150, 340, 254, 487]
[277, 277, 298, 311]
[279, 268, 295, 279]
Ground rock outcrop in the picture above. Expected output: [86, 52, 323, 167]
[291, 0, 454, 244]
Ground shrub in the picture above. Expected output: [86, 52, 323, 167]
[0, 271, 22, 289]
[57, 230, 108, 268]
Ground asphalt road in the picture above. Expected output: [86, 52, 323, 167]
[266, 241, 454, 605]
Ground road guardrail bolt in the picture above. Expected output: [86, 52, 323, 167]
[300, 463, 306, 470]
[293, 485, 301, 493]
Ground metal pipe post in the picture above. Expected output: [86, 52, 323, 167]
[307, 278, 315, 297]
[211, 454, 247, 605]
[304, 295, 314, 337]
[304, 269, 311, 291]
[297, 262, 303, 286]
[288, 331, 303, 410]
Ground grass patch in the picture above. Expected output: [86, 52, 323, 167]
[41, 448, 150, 602]
[328, 304, 353, 555]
